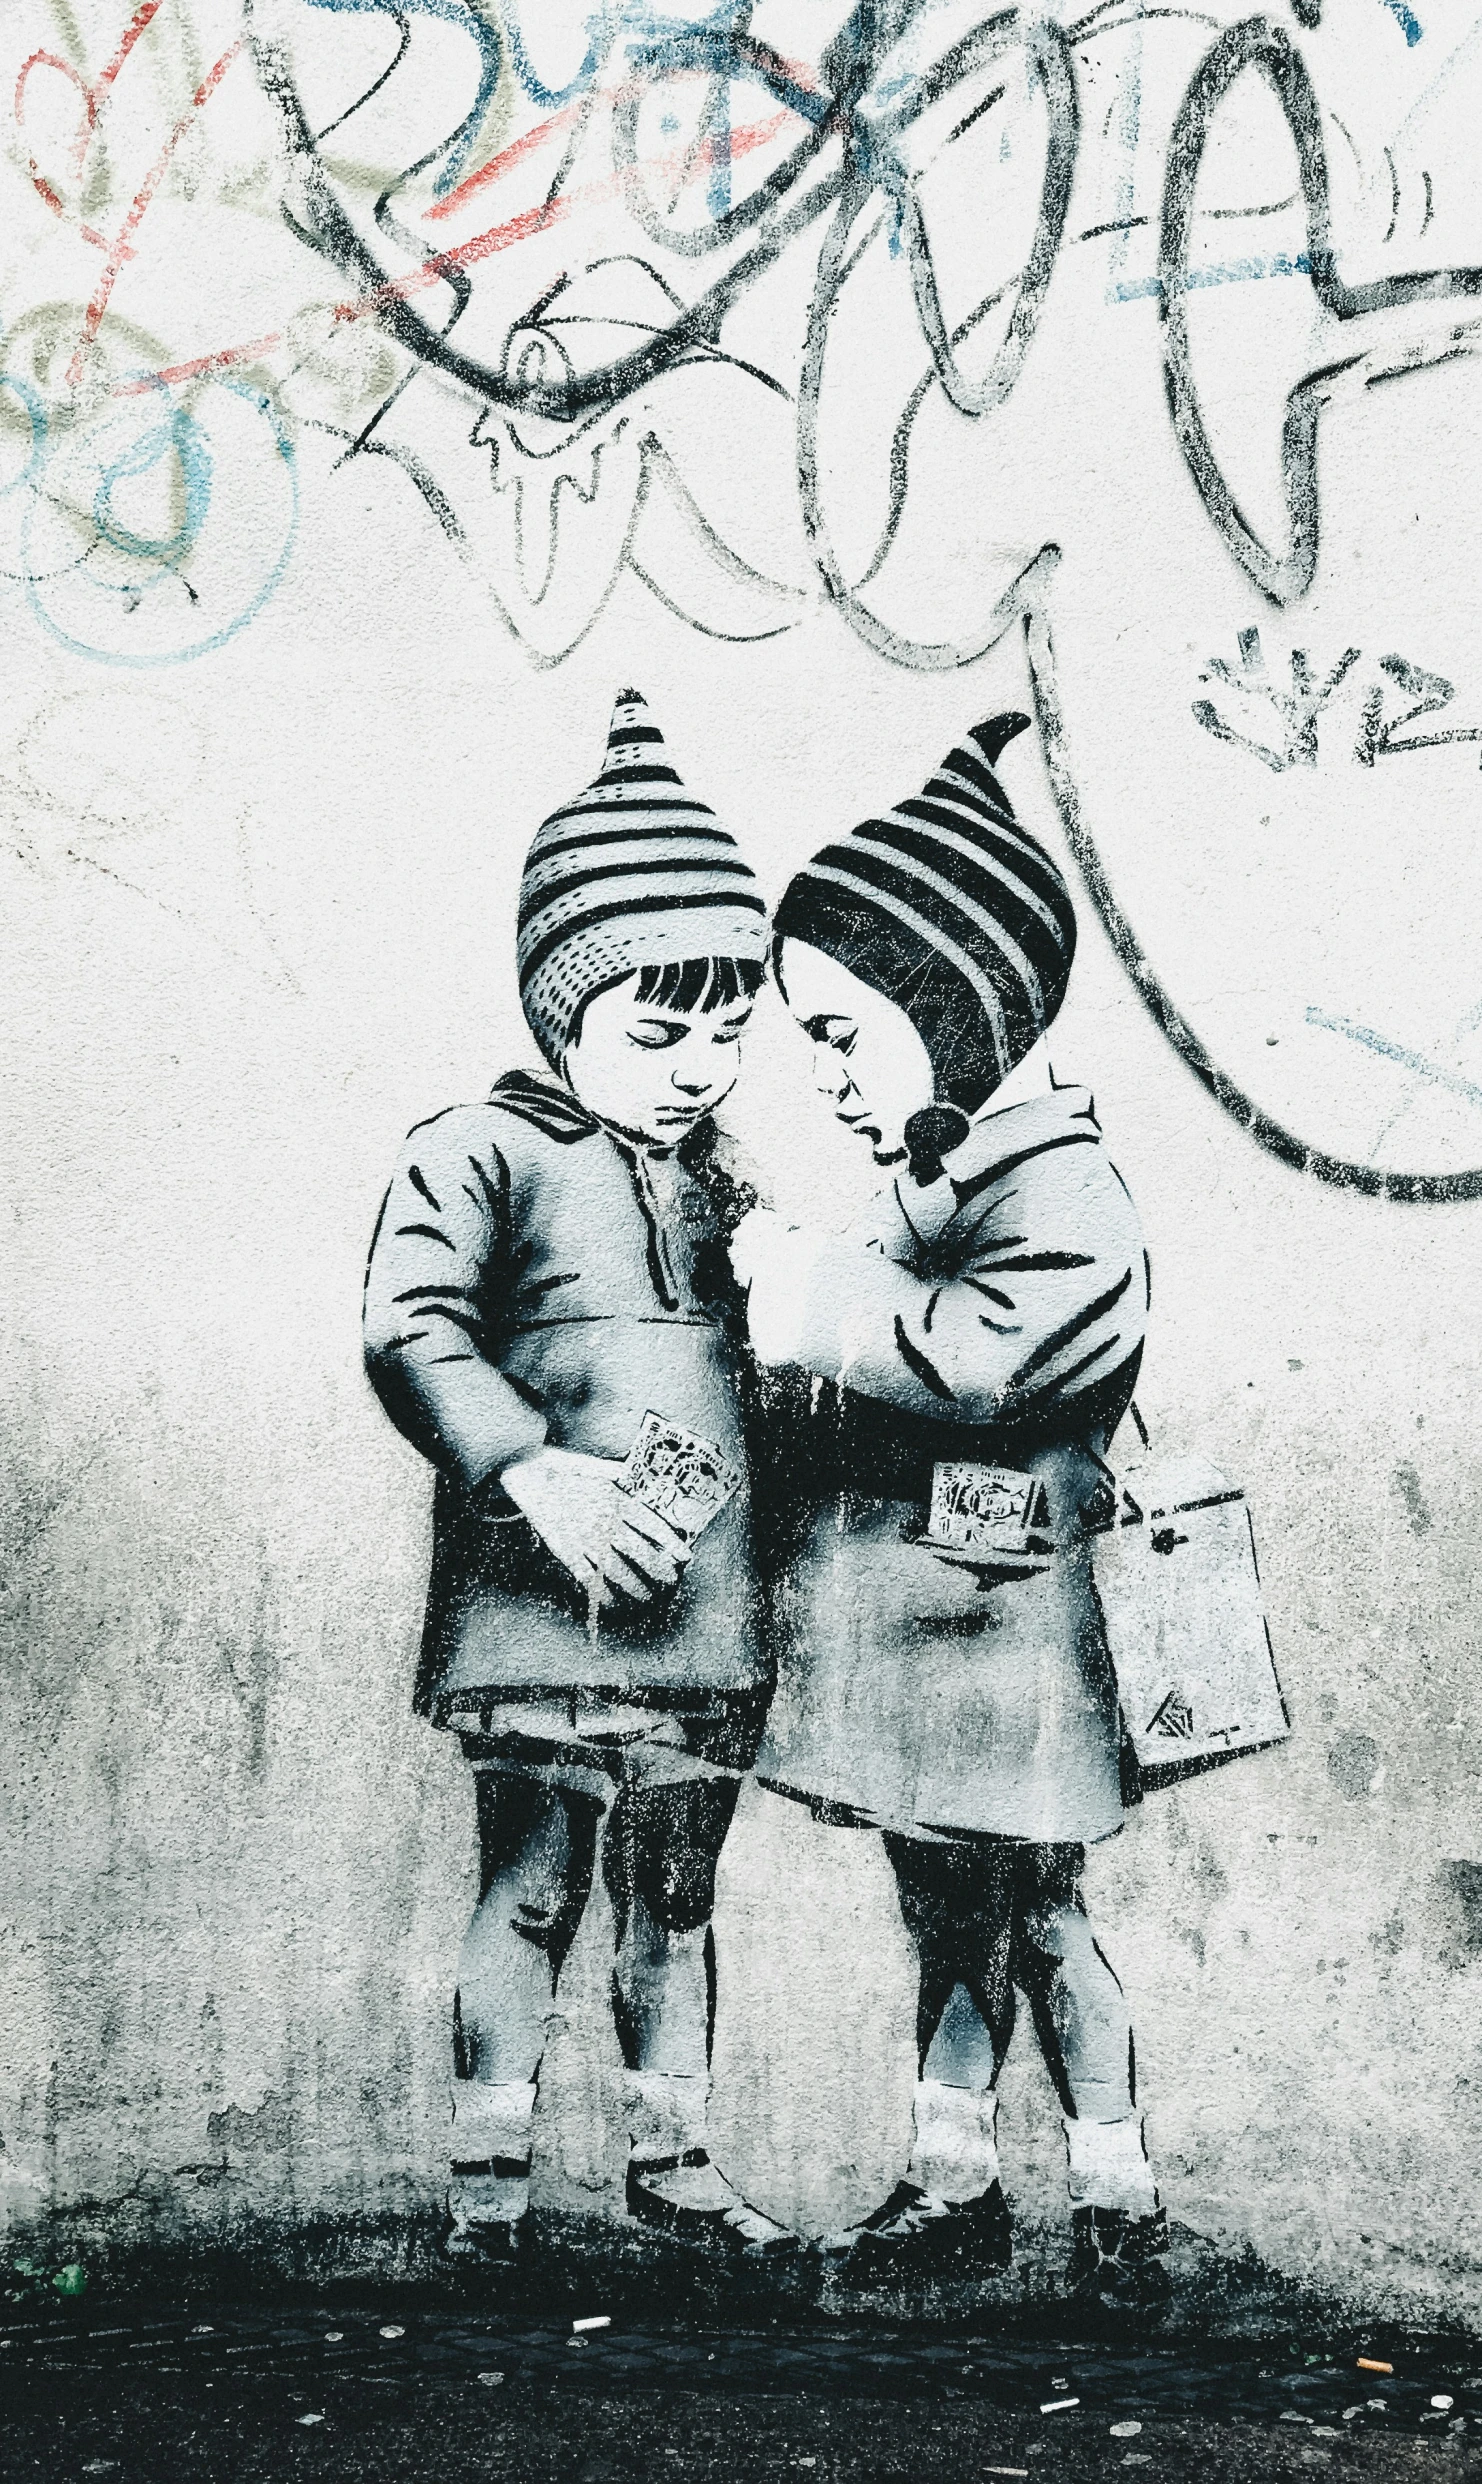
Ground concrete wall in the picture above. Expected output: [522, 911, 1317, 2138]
[3, 0, 1482, 2322]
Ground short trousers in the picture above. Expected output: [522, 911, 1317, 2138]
[454, 1688, 769, 1807]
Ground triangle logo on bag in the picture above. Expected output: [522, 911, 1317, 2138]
[1146, 1688, 1197, 1740]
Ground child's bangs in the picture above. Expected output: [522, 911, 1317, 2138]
[633, 957, 766, 1015]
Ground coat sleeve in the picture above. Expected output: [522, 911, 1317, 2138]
[363, 1107, 549, 1489]
[758, 1148, 1147, 1429]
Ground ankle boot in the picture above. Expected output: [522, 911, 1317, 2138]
[624, 2071, 797, 2258]
[1062, 2113, 1169, 2306]
[825, 2082, 1012, 2278]
[1066, 2203, 1172, 2306]
[446, 2078, 535, 2261]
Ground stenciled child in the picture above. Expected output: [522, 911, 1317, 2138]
[364, 691, 791, 2261]
[731, 712, 1169, 2306]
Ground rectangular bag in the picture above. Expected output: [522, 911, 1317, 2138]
[1091, 1456, 1289, 1781]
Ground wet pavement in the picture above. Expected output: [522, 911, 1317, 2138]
[4, 2291, 1482, 2479]
[4, 2214, 1481, 2480]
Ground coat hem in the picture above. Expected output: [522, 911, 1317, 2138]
[755, 1770, 1127, 1847]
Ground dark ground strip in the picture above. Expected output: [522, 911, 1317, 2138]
[1, 2372, 1478, 2484]
[5, 2213, 1479, 2478]
[3, 2300, 1478, 2424]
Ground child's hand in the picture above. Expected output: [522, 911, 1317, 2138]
[501, 1446, 692, 1608]
[502, 1447, 620, 1597]
[600, 1495, 693, 1606]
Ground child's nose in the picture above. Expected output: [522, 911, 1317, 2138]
[813, 1049, 850, 1100]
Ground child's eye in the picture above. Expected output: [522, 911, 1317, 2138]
[834, 1030, 857, 1058]
[628, 1022, 686, 1050]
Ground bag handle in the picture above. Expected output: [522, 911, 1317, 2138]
[1094, 1400, 1151, 1539]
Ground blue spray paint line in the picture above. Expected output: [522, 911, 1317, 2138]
[1305, 1006, 1482, 1114]
[0, 373, 47, 498]
[21, 382, 299, 670]
[500, 3, 597, 111]
[93, 406, 213, 564]
[1379, 0, 1424, 45]
[1112, 251, 1312, 302]
[501, 1, 781, 116]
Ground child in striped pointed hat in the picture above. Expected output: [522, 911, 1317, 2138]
[518, 686, 770, 1077]
[365, 691, 791, 2264]
[733, 713, 1169, 2307]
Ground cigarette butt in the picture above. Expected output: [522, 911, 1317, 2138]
[572, 2316, 610, 2334]
[986, 2470, 1029, 2477]
[1040, 2397, 1080, 2413]
[1357, 2359, 1393, 2375]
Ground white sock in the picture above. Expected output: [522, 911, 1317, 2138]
[906, 2080, 1001, 2203]
[625, 2069, 709, 2165]
[1063, 2112, 1158, 2216]
[449, 2078, 536, 2229]
[627, 2071, 726, 2212]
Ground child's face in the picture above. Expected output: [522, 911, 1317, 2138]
[564, 971, 755, 1144]
[777, 939, 936, 1168]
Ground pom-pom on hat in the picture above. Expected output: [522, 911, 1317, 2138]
[517, 690, 769, 1065]
[772, 712, 1076, 1115]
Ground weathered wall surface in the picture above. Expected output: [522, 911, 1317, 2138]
[3, 0, 1482, 2324]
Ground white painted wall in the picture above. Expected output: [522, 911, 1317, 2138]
[3, 0, 1481, 2316]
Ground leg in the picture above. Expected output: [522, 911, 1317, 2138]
[604, 1768, 793, 2256]
[447, 1769, 601, 2254]
[827, 1838, 1017, 2275]
[1011, 1844, 1167, 2303]
[886, 1832, 1018, 2088]
[1010, 1844, 1137, 2128]
[605, 1771, 739, 2077]
[458, 1769, 602, 2083]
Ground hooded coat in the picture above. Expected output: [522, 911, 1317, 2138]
[754, 1085, 1148, 1844]
[363, 1071, 766, 1720]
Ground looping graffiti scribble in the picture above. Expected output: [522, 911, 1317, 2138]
[1159, 17, 1482, 606]
[7, 0, 1482, 1200]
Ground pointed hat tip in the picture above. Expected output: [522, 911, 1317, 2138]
[970, 711, 1032, 768]
[601, 686, 664, 775]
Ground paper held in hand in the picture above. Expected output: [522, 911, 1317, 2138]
[618, 1412, 743, 1546]
[925, 1460, 1053, 1556]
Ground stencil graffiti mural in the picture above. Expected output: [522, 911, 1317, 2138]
[3, 0, 1482, 2339]
[363, 688, 1286, 2299]
[363, 695, 790, 2264]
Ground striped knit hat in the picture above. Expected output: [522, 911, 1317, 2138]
[517, 689, 769, 1065]
[773, 713, 1075, 1115]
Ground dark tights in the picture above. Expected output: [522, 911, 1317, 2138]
[454, 1767, 742, 2085]
[883, 1833, 1136, 2118]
